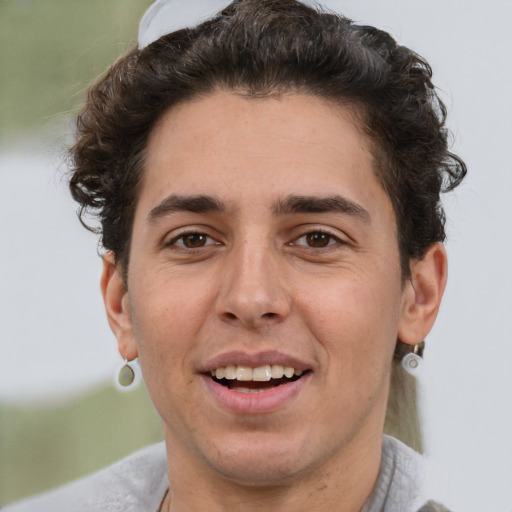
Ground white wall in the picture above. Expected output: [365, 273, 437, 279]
[1, 1, 511, 510]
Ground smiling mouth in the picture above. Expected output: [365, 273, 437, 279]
[209, 364, 309, 393]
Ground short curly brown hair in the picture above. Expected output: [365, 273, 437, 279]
[70, 0, 466, 275]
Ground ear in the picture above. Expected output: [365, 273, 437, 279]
[101, 252, 138, 360]
[398, 242, 448, 346]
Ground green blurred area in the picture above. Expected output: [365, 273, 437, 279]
[0, 0, 151, 142]
[0, 385, 163, 506]
[0, 0, 163, 507]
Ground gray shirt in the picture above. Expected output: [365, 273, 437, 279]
[362, 435, 427, 512]
[2, 436, 441, 512]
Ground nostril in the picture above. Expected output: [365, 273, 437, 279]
[221, 311, 278, 322]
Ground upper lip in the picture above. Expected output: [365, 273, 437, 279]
[199, 350, 312, 373]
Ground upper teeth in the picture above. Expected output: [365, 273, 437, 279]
[211, 365, 303, 382]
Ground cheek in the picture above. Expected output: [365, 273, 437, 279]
[128, 280, 191, 364]
[294, 277, 398, 436]
[298, 270, 402, 366]
[127, 268, 221, 382]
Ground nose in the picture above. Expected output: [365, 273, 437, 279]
[215, 240, 291, 329]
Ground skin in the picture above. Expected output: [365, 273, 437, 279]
[102, 92, 447, 512]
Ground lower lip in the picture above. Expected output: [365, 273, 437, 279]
[201, 374, 311, 414]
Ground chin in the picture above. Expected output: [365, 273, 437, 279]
[213, 456, 309, 487]
[200, 432, 326, 487]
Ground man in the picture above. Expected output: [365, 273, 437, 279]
[5, 1, 465, 510]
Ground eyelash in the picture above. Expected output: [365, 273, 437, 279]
[166, 231, 219, 250]
[291, 230, 345, 249]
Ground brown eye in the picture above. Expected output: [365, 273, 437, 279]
[182, 233, 208, 248]
[169, 232, 217, 249]
[292, 231, 342, 249]
[305, 232, 332, 247]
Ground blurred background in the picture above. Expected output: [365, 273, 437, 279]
[0, 0, 511, 510]
[0, 0, 163, 506]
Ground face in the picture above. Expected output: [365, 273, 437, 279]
[104, 92, 438, 487]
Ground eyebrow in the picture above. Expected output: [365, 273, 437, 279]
[148, 194, 227, 222]
[273, 195, 371, 223]
[147, 193, 371, 224]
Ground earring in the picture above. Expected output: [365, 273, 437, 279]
[400, 341, 425, 375]
[114, 358, 141, 392]
[401, 352, 423, 373]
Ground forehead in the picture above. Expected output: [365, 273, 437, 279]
[140, 92, 392, 222]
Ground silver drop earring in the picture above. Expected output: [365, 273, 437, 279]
[115, 359, 141, 391]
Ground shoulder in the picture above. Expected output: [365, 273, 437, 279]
[2, 442, 168, 512]
[382, 435, 426, 508]
[365, 436, 453, 512]
[381, 434, 424, 484]
[362, 435, 425, 512]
